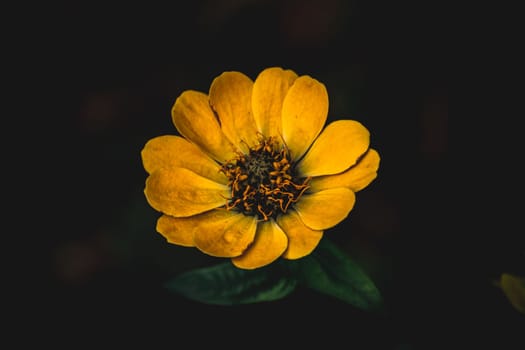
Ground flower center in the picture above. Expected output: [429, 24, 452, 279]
[220, 137, 310, 221]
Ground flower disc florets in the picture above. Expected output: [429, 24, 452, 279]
[220, 136, 310, 221]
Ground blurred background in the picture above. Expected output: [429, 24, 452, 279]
[12, 0, 523, 348]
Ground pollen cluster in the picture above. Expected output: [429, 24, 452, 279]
[220, 137, 310, 221]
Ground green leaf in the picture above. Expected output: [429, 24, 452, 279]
[291, 239, 383, 311]
[165, 261, 297, 305]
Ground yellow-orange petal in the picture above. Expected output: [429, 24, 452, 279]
[277, 210, 323, 260]
[309, 148, 380, 192]
[297, 120, 370, 177]
[281, 75, 328, 161]
[232, 220, 288, 270]
[193, 210, 257, 258]
[171, 90, 236, 163]
[157, 209, 257, 257]
[252, 67, 298, 140]
[141, 135, 227, 184]
[144, 167, 229, 217]
[156, 214, 195, 247]
[209, 71, 259, 151]
[294, 188, 356, 230]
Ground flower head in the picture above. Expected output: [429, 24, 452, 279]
[141, 67, 380, 269]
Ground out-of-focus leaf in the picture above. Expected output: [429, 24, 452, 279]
[500, 273, 525, 314]
[291, 239, 383, 311]
[165, 261, 297, 305]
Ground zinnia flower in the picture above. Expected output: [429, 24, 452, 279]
[141, 67, 380, 269]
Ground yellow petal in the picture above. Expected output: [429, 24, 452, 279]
[309, 148, 380, 192]
[500, 273, 525, 314]
[156, 214, 195, 247]
[232, 220, 288, 269]
[252, 67, 298, 140]
[294, 188, 356, 230]
[193, 209, 257, 257]
[156, 209, 257, 257]
[297, 120, 370, 177]
[209, 71, 259, 151]
[281, 75, 328, 161]
[141, 135, 227, 184]
[144, 167, 229, 217]
[277, 210, 323, 260]
[171, 90, 236, 163]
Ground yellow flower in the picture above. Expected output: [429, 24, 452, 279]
[141, 67, 380, 269]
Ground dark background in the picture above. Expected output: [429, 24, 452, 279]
[12, 0, 523, 348]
